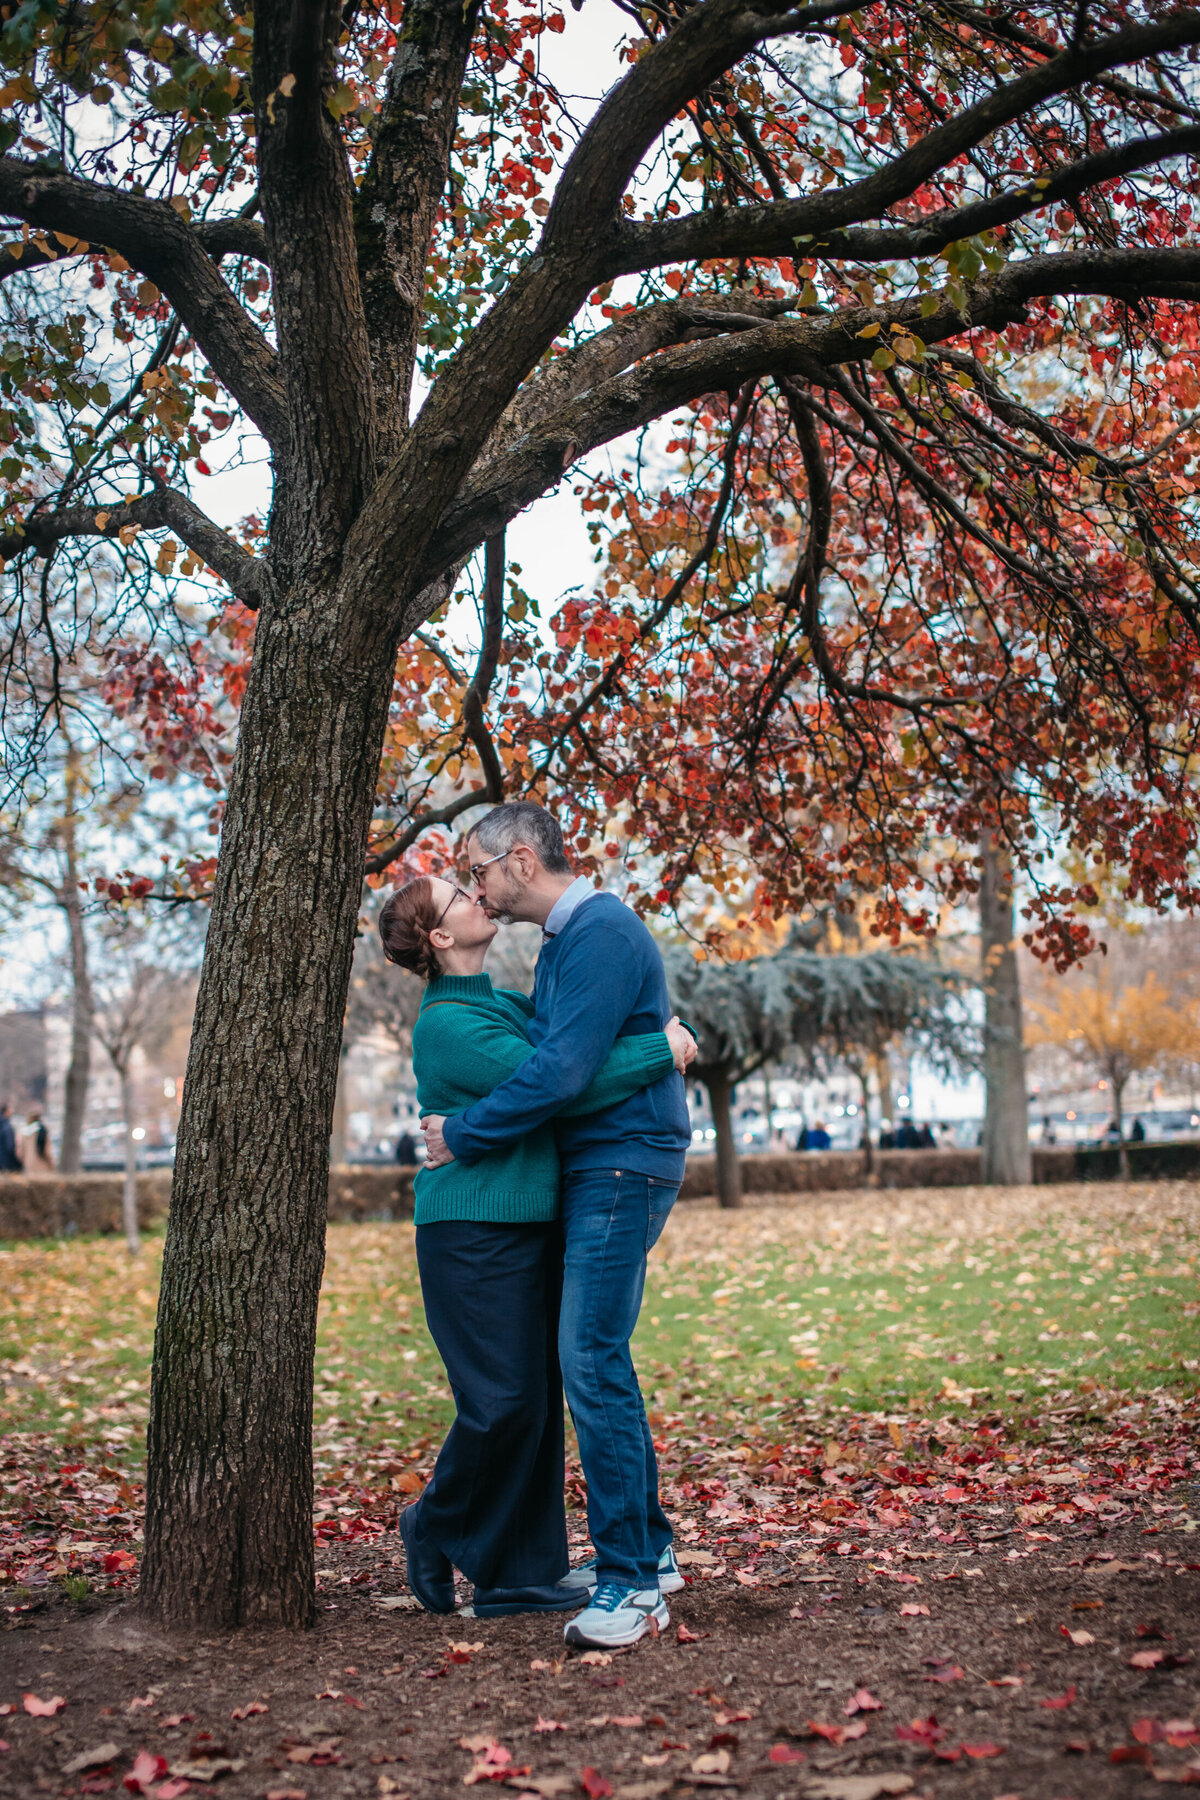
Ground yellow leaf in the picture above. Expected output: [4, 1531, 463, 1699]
[94, 511, 111, 531]
[856, 320, 882, 339]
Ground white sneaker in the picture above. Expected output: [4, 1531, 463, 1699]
[558, 1545, 684, 1597]
[564, 1582, 669, 1648]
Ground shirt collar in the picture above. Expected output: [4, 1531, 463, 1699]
[542, 874, 597, 939]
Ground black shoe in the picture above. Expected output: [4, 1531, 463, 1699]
[399, 1504, 455, 1614]
[469, 1582, 585, 1617]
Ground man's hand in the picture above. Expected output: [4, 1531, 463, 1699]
[421, 1115, 455, 1168]
[666, 1015, 698, 1072]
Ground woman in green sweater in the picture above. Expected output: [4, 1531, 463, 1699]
[379, 875, 692, 1618]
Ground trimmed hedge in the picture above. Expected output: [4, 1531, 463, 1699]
[678, 1140, 1200, 1198]
[2, 1141, 1195, 1238]
[0, 1166, 416, 1240]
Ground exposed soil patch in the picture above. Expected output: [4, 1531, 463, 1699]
[3, 1507, 1197, 1800]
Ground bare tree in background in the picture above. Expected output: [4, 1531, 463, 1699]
[92, 922, 199, 1254]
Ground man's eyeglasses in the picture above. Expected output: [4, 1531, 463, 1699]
[434, 884, 473, 930]
[467, 849, 511, 885]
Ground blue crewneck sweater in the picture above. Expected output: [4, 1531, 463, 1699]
[440, 893, 690, 1181]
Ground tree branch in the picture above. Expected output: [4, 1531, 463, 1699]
[340, 0, 860, 644]
[809, 125, 1200, 267]
[0, 159, 287, 447]
[0, 214, 269, 284]
[362, 535, 506, 876]
[253, 0, 377, 570]
[0, 487, 272, 611]
[614, 12, 1200, 274]
[417, 245, 1200, 585]
[354, 0, 483, 459]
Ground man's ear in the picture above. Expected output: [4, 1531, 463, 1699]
[509, 844, 538, 883]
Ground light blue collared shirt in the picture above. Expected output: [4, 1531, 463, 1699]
[542, 874, 599, 939]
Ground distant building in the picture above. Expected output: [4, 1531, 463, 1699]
[0, 1009, 48, 1112]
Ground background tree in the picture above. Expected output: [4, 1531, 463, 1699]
[667, 934, 969, 1207]
[980, 833, 1032, 1185]
[4, 0, 1200, 1631]
[1027, 966, 1200, 1175]
[91, 919, 199, 1254]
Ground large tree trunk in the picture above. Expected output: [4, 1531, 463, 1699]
[704, 1067, 743, 1210]
[139, 591, 395, 1630]
[980, 833, 1032, 1185]
[57, 800, 92, 1175]
[119, 1064, 140, 1257]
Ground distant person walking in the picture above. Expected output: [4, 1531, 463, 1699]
[20, 1110, 54, 1172]
[0, 1103, 23, 1173]
[395, 1129, 419, 1167]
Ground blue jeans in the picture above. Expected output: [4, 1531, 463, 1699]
[558, 1168, 678, 1589]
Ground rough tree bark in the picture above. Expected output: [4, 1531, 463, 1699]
[703, 1067, 743, 1210]
[980, 833, 1032, 1185]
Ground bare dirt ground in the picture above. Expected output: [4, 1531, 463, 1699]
[2, 1495, 1197, 1800]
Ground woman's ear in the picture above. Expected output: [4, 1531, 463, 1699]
[429, 925, 454, 952]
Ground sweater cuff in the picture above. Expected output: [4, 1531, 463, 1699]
[441, 1112, 477, 1165]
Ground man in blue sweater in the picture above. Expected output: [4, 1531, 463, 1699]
[421, 802, 695, 1647]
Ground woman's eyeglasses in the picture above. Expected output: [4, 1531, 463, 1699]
[434, 884, 473, 931]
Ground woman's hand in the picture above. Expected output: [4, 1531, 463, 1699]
[666, 1015, 698, 1072]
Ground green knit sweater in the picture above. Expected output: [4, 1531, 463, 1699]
[410, 971, 676, 1225]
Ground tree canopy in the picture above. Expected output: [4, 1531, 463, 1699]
[4, 0, 1200, 1631]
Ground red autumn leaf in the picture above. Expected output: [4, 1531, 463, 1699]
[844, 1689, 882, 1715]
[676, 1623, 708, 1643]
[230, 1700, 268, 1720]
[194, 458, 212, 475]
[1133, 1720, 1165, 1744]
[896, 1716, 944, 1746]
[580, 1769, 613, 1799]
[122, 1750, 168, 1793]
[534, 1717, 567, 1732]
[900, 1602, 930, 1616]
[1166, 1724, 1200, 1750]
[962, 1742, 1005, 1758]
[1111, 1745, 1154, 1765]
[924, 1664, 964, 1683]
[155, 1785, 191, 1800]
[933, 1744, 962, 1762]
[1136, 1621, 1170, 1639]
[1041, 1686, 1078, 1710]
[23, 1694, 66, 1716]
[768, 1745, 807, 1764]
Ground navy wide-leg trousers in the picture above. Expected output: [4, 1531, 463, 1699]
[413, 1219, 569, 1590]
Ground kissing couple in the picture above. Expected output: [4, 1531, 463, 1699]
[379, 802, 698, 1648]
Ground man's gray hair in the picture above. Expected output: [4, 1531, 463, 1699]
[471, 802, 571, 874]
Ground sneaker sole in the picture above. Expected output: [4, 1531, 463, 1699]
[563, 1603, 669, 1649]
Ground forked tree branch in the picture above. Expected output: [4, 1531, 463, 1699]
[418, 246, 1200, 588]
[613, 11, 1200, 275]
[0, 486, 272, 610]
[0, 158, 287, 446]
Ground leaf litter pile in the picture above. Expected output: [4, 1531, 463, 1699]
[1, 1179, 1198, 1800]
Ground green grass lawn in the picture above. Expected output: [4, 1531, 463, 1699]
[1, 1180, 1197, 1472]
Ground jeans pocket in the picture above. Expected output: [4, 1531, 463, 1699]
[645, 1179, 679, 1252]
